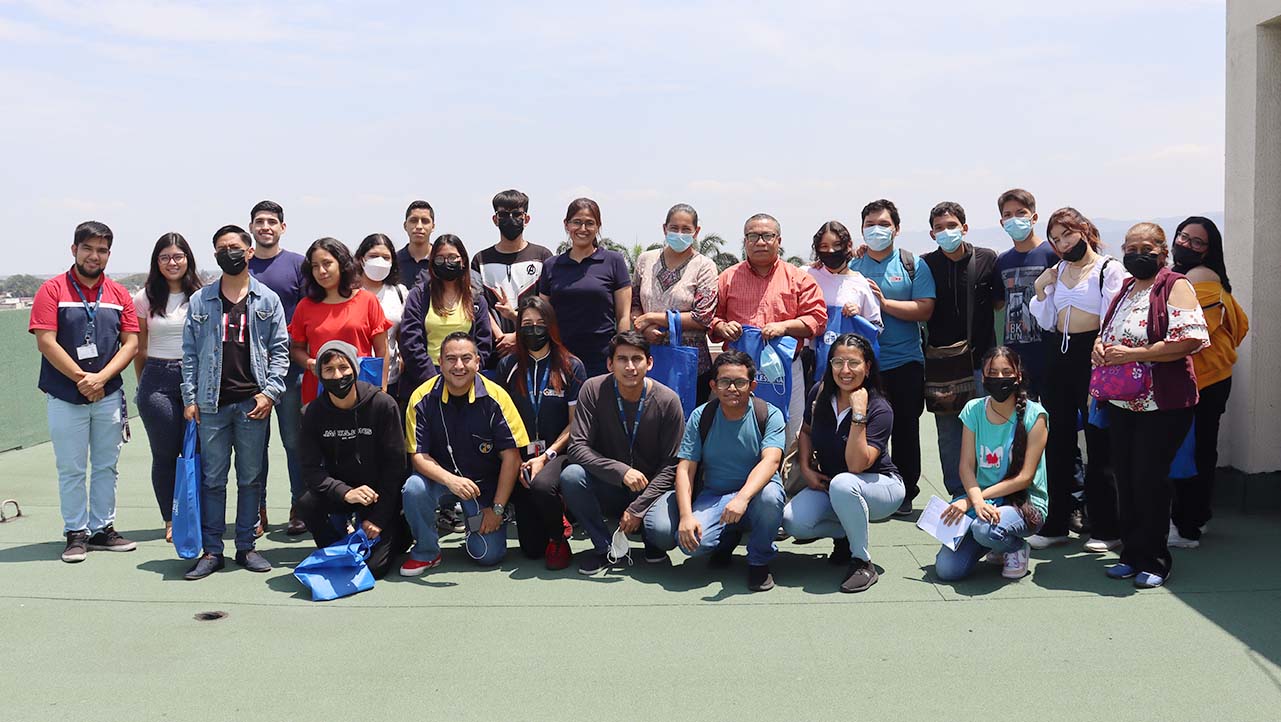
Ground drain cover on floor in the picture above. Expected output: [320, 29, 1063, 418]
[193, 611, 228, 622]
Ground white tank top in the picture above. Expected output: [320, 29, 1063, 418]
[1054, 258, 1113, 315]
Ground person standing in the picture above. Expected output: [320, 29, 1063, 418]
[355, 234, 410, 402]
[472, 189, 553, 365]
[398, 200, 437, 286]
[30, 221, 140, 562]
[991, 189, 1059, 399]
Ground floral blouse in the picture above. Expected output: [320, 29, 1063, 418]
[1100, 281, 1209, 412]
[631, 249, 719, 372]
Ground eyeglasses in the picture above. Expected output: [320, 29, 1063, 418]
[157, 254, 187, 265]
[830, 359, 864, 370]
[495, 211, 526, 221]
[567, 219, 599, 230]
[715, 378, 751, 390]
[745, 232, 778, 244]
[1175, 231, 1209, 251]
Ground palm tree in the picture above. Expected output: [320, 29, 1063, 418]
[712, 252, 740, 272]
[785, 255, 807, 267]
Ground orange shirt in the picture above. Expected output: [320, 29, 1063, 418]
[710, 259, 827, 340]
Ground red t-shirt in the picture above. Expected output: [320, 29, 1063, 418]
[289, 289, 390, 403]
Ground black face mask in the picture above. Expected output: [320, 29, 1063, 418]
[497, 215, 525, 241]
[1060, 239, 1087, 263]
[519, 325, 549, 351]
[320, 372, 355, 399]
[1172, 245, 1204, 272]
[1123, 251, 1162, 280]
[432, 259, 466, 281]
[215, 248, 247, 276]
[817, 250, 848, 271]
[982, 376, 1018, 403]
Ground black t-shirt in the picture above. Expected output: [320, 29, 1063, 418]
[218, 293, 261, 407]
[471, 243, 554, 336]
[803, 386, 898, 480]
[495, 353, 587, 455]
[922, 244, 999, 370]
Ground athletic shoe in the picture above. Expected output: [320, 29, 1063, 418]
[1168, 522, 1200, 549]
[747, 564, 775, 592]
[828, 537, 852, 566]
[1002, 543, 1030, 579]
[437, 506, 465, 535]
[839, 558, 878, 593]
[892, 497, 913, 518]
[710, 530, 742, 568]
[1026, 534, 1071, 550]
[775, 528, 790, 542]
[1082, 537, 1122, 553]
[399, 553, 442, 577]
[184, 553, 225, 580]
[544, 539, 571, 571]
[561, 514, 574, 540]
[576, 551, 615, 576]
[643, 542, 669, 564]
[61, 530, 89, 563]
[1106, 562, 1138, 579]
[983, 550, 1003, 565]
[86, 526, 136, 552]
[234, 549, 272, 573]
[1068, 507, 1090, 536]
[1134, 571, 1166, 589]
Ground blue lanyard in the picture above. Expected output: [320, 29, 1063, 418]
[614, 378, 647, 450]
[68, 272, 103, 338]
[526, 358, 550, 437]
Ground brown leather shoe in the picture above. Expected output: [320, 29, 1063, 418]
[286, 515, 307, 536]
[254, 506, 269, 538]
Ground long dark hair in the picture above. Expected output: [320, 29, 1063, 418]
[1174, 216, 1231, 293]
[303, 237, 360, 302]
[144, 232, 202, 318]
[428, 234, 475, 321]
[811, 220, 853, 263]
[813, 333, 883, 427]
[980, 346, 1038, 519]
[354, 233, 402, 287]
[512, 296, 579, 396]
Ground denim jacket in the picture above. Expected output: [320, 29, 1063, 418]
[181, 276, 290, 412]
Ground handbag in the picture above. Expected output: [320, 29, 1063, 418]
[924, 260, 976, 415]
[293, 529, 380, 601]
[358, 357, 384, 387]
[813, 304, 881, 374]
[726, 326, 797, 423]
[1088, 362, 1152, 402]
[171, 420, 203, 560]
[648, 310, 700, 418]
[1169, 420, 1197, 479]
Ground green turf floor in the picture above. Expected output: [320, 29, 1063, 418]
[1, 423, 1279, 721]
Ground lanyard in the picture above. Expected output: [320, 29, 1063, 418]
[68, 272, 103, 339]
[614, 378, 647, 451]
[526, 358, 551, 438]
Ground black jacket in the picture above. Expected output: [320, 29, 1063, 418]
[300, 380, 405, 531]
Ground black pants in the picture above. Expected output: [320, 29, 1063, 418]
[511, 455, 569, 558]
[1109, 405, 1194, 577]
[1171, 377, 1232, 540]
[295, 489, 412, 580]
[882, 361, 924, 501]
[1040, 331, 1118, 539]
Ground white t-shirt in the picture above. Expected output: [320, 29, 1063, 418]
[804, 265, 882, 327]
[376, 283, 408, 384]
[133, 289, 189, 360]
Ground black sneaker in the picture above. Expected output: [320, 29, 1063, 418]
[87, 525, 137, 552]
[577, 550, 614, 576]
[642, 542, 669, 564]
[184, 553, 225, 580]
[709, 529, 742, 568]
[892, 497, 913, 517]
[437, 505, 465, 535]
[61, 530, 89, 563]
[234, 549, 272, 573]
[839, 558, 879, 593]
[828, 537, 852, 566]
[747, 564, 775, 592]
[1068, 507, 1091, 536]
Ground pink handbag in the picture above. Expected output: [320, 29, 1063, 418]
[1089, 362, 1152, 402]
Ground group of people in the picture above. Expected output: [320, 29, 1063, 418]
[30, 187, 1248, 593]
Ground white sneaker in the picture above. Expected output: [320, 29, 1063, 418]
[983, 550, 1003, 564]
[1026, 534, 1070, 550]
[1082, 537, 1122, 553]
[1168, 530, 1200, 549]
[1002, 543, 1030, 579]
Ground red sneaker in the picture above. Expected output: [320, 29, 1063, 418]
[545, 539, 571, 570]
[561, 514, 573, 540]
[399, 553, 442, 577]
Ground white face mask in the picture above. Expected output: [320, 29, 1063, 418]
[608, 526, 632, 564]
[363, 256, 392, 282]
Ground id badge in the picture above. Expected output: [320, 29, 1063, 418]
[530, 439, 547, 456]
[76, 343, 99, 360]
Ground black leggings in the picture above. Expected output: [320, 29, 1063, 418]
[1109, 406, 1194, 577]
[882, 361, 924, 500]
[1171, 377, 1232, 540]
[511, 455, 570, 558]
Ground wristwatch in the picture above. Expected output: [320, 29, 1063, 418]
[850, 411, 869, 426]
[545, 448, 558, 461]
[492, 502, 506, 516]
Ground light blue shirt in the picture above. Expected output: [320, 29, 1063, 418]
[850, 249, 936, 370]
[679, 400, 786, 495]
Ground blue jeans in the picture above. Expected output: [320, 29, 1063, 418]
[782, 472, 905, 562]
[402, 474, 506, 566]
[47, 390, 125, 534]
[559, 464, 640, 555]
[934, 505, 1039, 581]
[136, 359, 184, 521]
[645, 481, 786, 566]
[198, 398, 269, 555]
[935, 370, 986, 496]
[257, 369, 304, 507]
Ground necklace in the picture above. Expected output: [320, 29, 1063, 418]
[987, 398, 1012, 424]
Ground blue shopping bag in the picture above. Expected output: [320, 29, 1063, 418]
[649, 310, 700, 418]
[726, 325, 797, 422]
[358, 357, 384, 386]
[171, 420, 202, 560]
[813, 305, 880, 374]
[1169, 420, 1197, 479]
[293, 529, 380, 601]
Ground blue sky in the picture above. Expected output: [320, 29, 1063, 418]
[0, 0, 1226, 274]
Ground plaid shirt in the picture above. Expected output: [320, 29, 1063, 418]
[710, 259, 827, 340]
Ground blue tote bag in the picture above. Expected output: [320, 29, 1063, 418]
[293, 529, 380, 601]
[1169, 420, 1198, 479]
[648, 310, 700, 418]
[813, 305, 881, 373]
[171, 420, 202, 560]
[358, 357, 384, 386]
[726, 325, 797, 422]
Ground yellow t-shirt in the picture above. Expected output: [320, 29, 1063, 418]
[425, 303, 472, 364]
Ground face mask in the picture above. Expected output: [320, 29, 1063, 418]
[519, 325, 549, 351]
[1123, 251, 1162, 280]
[664, 231, 695, 252]
[497, 215, 525, 241]
[608, 526, 632, 564]
[1060, 239, 1088, 263]
[983, 376, 1018, 403]
[363, 256, 392, 283]
[1172, 245, 1204, 271]
[1002, 217, 1033, 242]
[863, 225, 895, 252]
[934, 228, 964, 253]
[817, 250, 848, 271]
[215, 248, 247, 276]
[432, 259, 466, 281]
[320, 372, 355, 399]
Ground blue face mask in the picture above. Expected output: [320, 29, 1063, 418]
[665, 231, 695, 252]
[1002, 216, 1033, 242]
[863, 225, 895, 252]
[934, 227, 965, 252]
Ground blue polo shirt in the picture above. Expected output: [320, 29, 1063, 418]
[537, 247, 630, 375]
[248, 249, 306, 322]
[29, 269, 140, 405]
[405, 374, 529, 486]
[850, 248, 935, 371]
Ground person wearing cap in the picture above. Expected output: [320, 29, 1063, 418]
[294, 341, 410, 578]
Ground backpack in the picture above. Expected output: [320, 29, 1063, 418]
[899, 248, 916, 282]
[693, 397, 771, 495]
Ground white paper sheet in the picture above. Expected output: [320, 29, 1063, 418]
[916, 495, 974, 551]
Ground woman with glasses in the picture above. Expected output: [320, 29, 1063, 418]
[781, 334, 904, 593]
[1168, 217, 1248, 549]
[538, 198, 632, 377]
[630, 203, 719, 403]
[133, 233, 203, 542]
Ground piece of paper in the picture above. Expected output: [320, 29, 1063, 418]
[916, 495, 974, 551]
